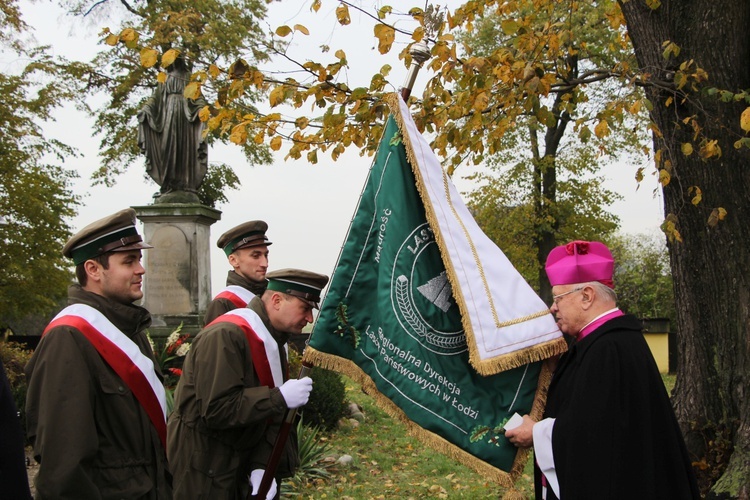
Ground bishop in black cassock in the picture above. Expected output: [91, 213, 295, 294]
[506, 240, 699, 500]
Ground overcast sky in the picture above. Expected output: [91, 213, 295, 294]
[16, 0, 665, 295]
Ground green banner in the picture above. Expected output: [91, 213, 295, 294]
[306, 108, 545, 485]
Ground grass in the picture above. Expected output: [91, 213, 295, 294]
[287, 376, 534, 499]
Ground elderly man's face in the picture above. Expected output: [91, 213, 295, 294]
[550, 285, 585, 336]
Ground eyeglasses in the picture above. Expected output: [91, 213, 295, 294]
[552, 287, 583, 304]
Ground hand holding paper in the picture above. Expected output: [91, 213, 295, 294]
[503, 412, 524, 431]
[504, 413, 535, 448]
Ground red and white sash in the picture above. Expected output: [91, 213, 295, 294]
[208, 309, 285, 388]
[43, 304, 167, 448]
[214, 285, 255, 309]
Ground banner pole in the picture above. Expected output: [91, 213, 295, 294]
[248, 361, 312, 500]
[399, 41, 431, 101]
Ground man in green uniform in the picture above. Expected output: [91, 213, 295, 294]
[204, 220, 273, 324]
[168, 268, 329, 500]
[25, 208, 172, 499]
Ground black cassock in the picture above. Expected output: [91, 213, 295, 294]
[535, 315, 700, 499]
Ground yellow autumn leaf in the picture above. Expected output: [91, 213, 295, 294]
[594, 120, 610, 138]
[162, 48, 180, 68]
[689, 186, 702, 205]
[295, 117, 309, 130]
[229, 126, 247, 145]
[252, 70, 265, 87]
[707, 207, 727, 227]
[120, 28, 138, 43]
[156, 72, 167, 84]
[374, 24, 395, 54]
[740, 107, 750, 133]
[294, 24, 309, 35]
[183, 81, 201, 100]
[336, 4, 351, 25]
[208, 64, 220, 79]
[699, 139, 721, 159]
[275, 25, 292, 37]
[662, 220, 683, 243]
[269, 86, 285, 107]
[658, 168, 671, 186]
[105, 34, 119, 46]
[198, 106, 211, 122]
[501, 20, 519, 35]
[681, 142, 693, 156]
[473, 92, 489, 112]
[635, 167, 644, 183]
[140, 48, 159, 68]
[270, 136, 283, 151]
[412, 26, 424, 42]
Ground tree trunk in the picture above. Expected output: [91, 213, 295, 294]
[618, 1, 750, 497]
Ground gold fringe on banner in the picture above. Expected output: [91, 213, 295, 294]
[384, 93, 568, 376]
[303, 346, 540, 489]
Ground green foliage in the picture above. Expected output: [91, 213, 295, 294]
[197, 163, 240, 208]
[0, 341, 33, 440]
[287, 343, 303, 379]
[302, 367, 347, 432]
[607, 233, 675, 324]
[0, 8, 82, 323]
[466, 149, 621, 291]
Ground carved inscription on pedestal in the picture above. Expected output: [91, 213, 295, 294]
[146, 225, 192, 315]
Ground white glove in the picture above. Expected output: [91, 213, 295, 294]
[249, 469, 277, 500]
[279, 377, 313, 409]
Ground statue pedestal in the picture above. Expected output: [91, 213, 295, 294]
[133, 204, 221, 337]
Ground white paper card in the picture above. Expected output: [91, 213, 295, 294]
[503, 412, 524, 431]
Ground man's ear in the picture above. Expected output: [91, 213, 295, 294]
[84, 259, 102, 282]
[580, 285, 595, 309]
[227, 252, 239, 269]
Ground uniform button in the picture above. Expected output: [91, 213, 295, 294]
[118, 386, 125, 393]
[208, 469, 214, 477]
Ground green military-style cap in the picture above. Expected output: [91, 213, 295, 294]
[63, 208, 153, 266]
[266, 268, 329, 308]
[217, 220, 273, 257]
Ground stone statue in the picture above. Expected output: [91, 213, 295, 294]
[138, 57, 208, 203]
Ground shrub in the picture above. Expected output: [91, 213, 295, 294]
[0, 340, 33, 440]
[287, 345, 302, 378]
[302, 367, 347, 431]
